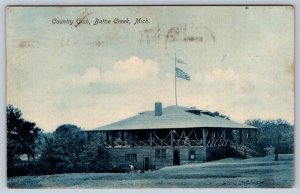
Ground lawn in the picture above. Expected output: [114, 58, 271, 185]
[7, 154, 294, 188]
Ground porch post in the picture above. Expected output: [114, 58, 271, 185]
[220, 129, 225, 146]
[130, 131, 134, 148]
[202, 128, 207, 162]
[106, 132, 109, 145]
[109, 131, 114, 148]
[239, 129, 243, 144]
[171, 129, 174, 147]
[221, 129, 225, 138]
[121, 131, 124, 141]
[255, 129, 258, 142]
[149, 130, 153, 147]
[247, 129, 250, 143]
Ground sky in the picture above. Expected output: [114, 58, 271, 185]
[6, 6, 294, 132]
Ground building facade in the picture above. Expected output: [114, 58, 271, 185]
[85, 102, 259, 171]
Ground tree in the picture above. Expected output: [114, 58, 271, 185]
[38, 134, 70, 174]
[39, 124, 88, 173]
[245, 119, 294, 159]
[7, 105, 42, 176]
[54, 124, 87, 170]
[7, 105, 24, 165]
[212, 111, 230, 120]
[39, 124, 111, 174]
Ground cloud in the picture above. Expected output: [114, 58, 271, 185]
[64, 67, 101, 86]
[63, 56, 160, 86]
[83, 67, 101, 83]
[103, 56, 160, 83]
[194, 67, 263, 92]
[211, 68, 235, 81]
[194, 68, 237, 83]
[6, 7, 294, 132]
[189, 66, 293, 124]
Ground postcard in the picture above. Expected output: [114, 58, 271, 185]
[6, 6, 294, 188]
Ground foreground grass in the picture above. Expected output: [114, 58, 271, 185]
[8, 154, 294, 188]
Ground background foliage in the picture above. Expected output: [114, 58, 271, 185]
[7, 105, 294, 176]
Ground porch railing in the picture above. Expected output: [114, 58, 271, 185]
[102, 139, 205, 148]
[206, 138, 232, 147]
[96, 138, 239, 148]
[152, 140, 171, 147]
[173, 140, 203, 147]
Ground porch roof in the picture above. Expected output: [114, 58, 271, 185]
[91, 105, 256, 131]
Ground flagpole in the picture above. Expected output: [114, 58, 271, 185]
[175, 53, 177, 106]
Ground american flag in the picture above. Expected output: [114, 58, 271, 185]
[176, 67, 191, 81]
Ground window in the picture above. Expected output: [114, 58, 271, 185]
[125, 154, 137, 163]
[155, 149, 166, 159]
[189, 150, 195, 160]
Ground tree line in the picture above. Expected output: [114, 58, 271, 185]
[7, 105, 110, 177]
[7, 104, 294, 177]
[245, 118, 294, 157]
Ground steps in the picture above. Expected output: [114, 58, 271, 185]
[230, 144, 263, 159]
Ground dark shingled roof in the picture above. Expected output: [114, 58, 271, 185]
[91, 105, 256, 131]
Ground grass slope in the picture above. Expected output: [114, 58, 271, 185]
[7, 154, 294, 188]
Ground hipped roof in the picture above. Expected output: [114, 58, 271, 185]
[91, 105, 256, 131]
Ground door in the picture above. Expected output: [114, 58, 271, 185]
[173, 150, 180, 165]
[144, 156, 151, 171]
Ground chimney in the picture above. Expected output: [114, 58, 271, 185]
[155, 102, 162, 116]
